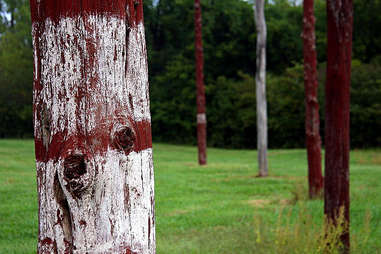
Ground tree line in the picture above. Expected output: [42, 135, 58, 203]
[4, 0, 368, 252]
[0, 0, 380, 148]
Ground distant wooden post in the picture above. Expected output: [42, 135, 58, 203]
[194, 0, 207, 165]
[324, 0, 353, 252]
[30, 1, 155, 253]
[254, 0, 268, 177]
[302, 0, 324, 198]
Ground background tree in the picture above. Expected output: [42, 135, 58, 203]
[254, 0, 268, 177]
[30, 0, 155, 252]
[1, 0, 380, 150]
[0, 0, 33, 138]
[324, 0, 353, 252]
[194, 0, 207, 165]
[302, 0, 323, 198]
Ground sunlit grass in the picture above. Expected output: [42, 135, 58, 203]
[0, 140, 380, 253]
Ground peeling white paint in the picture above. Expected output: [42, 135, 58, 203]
[197, 113, 206, 124]
[33, 16, 151, 139]
[37, 149, 155, 253]
[33, 14, 155, 253]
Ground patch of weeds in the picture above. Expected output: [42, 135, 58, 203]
[289, 181, 310, 205]
[252, 205, 373, 254]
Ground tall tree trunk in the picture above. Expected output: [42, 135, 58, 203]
[324, 0, 353, 252]
[30, 1, 155, 253]
[254, 0, 268, 177]
[302, 0, 323, 199]
[194, 0, 207, 165]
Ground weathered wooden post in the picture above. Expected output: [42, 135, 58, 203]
[254, 0, 268, 177]
[324, 0, 353, 252]
[30, 1, 155, 253]
[302, 0, 324, 198]
[194, 0, 207, 165]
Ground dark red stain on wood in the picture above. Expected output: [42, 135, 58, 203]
[63, 239, 73, 254]
[31, 0, 151, 162]
[30, 0, 144, 96]
[124, 184, 130, 212]
[40, 237, 54, 245]
[109, 218, 115, 236]
[197, 122, 207, 164]
[30, 0, 143, 25]
[31, 0, 154, 251]
[79, 220, 87, 227]
[64, 154, 87, 180]
[40, 237, 58, 254]
[324, 0, 353, 252]
[126, 0, 144, 28]
[63, 154, 88, 198]
[133, 120, 152, 153]
[129, 94, 134, 111]
[148, 217, 151, 245]
[105, 244, 139, 254]
[303, 0, 324, 198]
[194, 0, 207, 165]
[113, 127, 136, 155]
[35, 120, 152, 162]
[55, 209, 63, 226]
[34, 138, 46, 162]
[34, 130, 67, 162]
[125, 248, 138, 254]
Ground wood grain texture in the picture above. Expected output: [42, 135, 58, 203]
[324, 0, 353, 252]
[302, 0, 323, 198]
[30, 1, 155, 253]
[254, 0, 268, 177]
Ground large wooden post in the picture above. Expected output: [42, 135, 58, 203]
[194, 0, 207, 165]
[254, 0, 268, 177]
[302, 0, 324, 198]
[324, 0, 353, 252]
[30, 1, 155, 253]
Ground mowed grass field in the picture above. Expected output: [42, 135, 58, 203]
[0, 139, 380, 253]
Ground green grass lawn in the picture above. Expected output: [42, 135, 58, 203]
[0, 140, 380, 253]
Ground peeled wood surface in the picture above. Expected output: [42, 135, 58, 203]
[31, 1, 155, 253]
[254, 0, 268, 176]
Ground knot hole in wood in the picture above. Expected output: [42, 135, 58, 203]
[63, 154, 88, 198]
[113, 126, 136, 155]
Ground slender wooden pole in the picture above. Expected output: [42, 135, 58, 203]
[254, 0, 268, 177]
[325, 0, 353, 252]
[30, 1, 155, 253]
[302, 0, 323, 198]
[194, 0, 207, 165]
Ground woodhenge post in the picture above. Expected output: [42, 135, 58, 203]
[30, 1, 155, 253]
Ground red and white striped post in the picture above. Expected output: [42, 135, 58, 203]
[30, 1, 155, 253]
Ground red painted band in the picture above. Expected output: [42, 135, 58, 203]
[30, 0, 144, 25]
[35, 120, 152, 162]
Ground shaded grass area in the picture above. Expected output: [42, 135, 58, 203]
[0, 140, 380, 253]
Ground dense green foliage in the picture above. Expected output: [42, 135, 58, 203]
[0, 0, 32, 138]
[1, 140, 381, 253]
[0, 0, 380, 148]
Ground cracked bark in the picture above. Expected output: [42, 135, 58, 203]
[30, 1, 155, 253]
[254, 0, 268, 177]
[324, 0, 353, 253]
[302, 0, 324, 199]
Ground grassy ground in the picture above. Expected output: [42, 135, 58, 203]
[0, 139, 380, 253]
